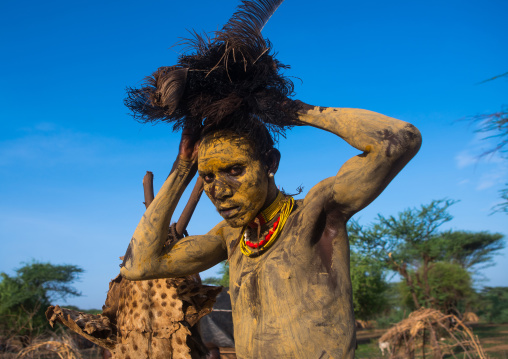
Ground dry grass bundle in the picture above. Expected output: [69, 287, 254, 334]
[463, 312, 480, 323]
[16, 335, 82, 359]
[378, 308, 487, 358]
[356, 320, 375, 330]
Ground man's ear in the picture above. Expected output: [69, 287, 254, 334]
[264, 149, 281, 175]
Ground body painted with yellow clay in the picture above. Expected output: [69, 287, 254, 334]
[121, 105, 422, 358]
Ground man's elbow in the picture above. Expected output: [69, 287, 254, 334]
[120, 266, 148, 281]
[120, 259, 161, 281]
[120, 260, 182, 281]
[404, 123, 422, 155]
[396, 123, 422, 158]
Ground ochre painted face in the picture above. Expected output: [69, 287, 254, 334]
[198, 132, 269, 228]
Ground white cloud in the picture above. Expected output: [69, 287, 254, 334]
[455, 151, 478, 169]
[456, 123, 506, 167]
[0, 123, 156, 168]
[455, 130, 507, 192]
[455, 148, 504, 171]
[476, 169, 507, 191]
[0, 124, 101, 166]
[477, 177, 497, 190]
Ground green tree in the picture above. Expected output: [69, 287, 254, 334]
[0, 261, 83, 339]
[349, 199, 459, 310]
[475, 286, 508, 323]
[349, 199, 504, 311]
[426, 262, 473, 313]
[397, 262, 473, 313]
[350, 250, 388, 320]
[438, 230, 505, 272]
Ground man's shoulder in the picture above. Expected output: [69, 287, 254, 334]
[300, 176, 336, 209]
[298, 177, 351, 222]
[208, 220, 242, 242]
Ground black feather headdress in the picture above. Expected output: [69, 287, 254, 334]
[125, 0, 301, 142]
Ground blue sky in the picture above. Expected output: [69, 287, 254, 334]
[1, 0, 507, 309]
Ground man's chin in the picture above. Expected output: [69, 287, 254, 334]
[224, 217, 248, 228]
[223, 213, 255, 228]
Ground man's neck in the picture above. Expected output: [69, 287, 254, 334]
[249, 190, 283, 228]
[261, 182, 278, 211]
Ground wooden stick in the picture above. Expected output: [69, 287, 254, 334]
[142, 170, 204, 236]
[176, 177, 204, 236]
[143, 171, 155, 209]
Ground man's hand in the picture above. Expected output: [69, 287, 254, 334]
[178, 127, 200, 162]
[169, 127, 200, 176]
[122, 127, 205, 281]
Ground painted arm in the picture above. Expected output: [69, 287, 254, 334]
[297, 102, 422, 218]
[120, 133, 227, 280]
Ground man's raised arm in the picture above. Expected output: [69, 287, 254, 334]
[297, 102, 422, 217]
[120, 132, 227, 280]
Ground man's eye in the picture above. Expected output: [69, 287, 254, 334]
[203, 174, 214, 183]
[229, 167, 243, 176]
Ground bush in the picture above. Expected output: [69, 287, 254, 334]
[0, 261, 83, 340]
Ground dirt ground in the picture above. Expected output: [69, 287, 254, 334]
[473, 323, 508, 358]
[1, 323, 506, 359]
[355, 323, 508, 358]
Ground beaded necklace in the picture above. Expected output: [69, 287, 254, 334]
[240, 192, 295, 257]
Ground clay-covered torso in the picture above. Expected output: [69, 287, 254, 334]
[224, 189, 356, 359]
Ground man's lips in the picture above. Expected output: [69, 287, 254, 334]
[218, 206, 240, 219]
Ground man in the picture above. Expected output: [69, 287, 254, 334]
[120, 103, 421, 358]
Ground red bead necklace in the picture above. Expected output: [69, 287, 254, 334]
[245, 216, 281, 249]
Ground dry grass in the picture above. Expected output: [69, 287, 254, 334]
[14, 334, 83, 359]
[379, 308, 487, 358]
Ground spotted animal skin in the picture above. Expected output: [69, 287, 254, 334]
[47, 274, 221, 359]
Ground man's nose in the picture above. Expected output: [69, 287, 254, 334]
[213, 180, 233, 200]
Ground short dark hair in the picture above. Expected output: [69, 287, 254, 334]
[200, 118, 275, 159]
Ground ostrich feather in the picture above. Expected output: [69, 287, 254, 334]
[216, 0, 285, 61]
[150, 67, 188, 112]
[125, 0, 301, 148]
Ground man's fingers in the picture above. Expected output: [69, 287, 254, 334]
[193, 140, 201, 158]
[179, 128, 201, 161]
